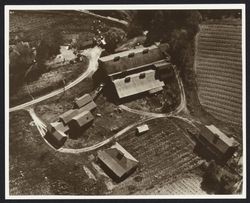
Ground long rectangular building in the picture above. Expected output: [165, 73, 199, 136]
[98, 43, 169, 75]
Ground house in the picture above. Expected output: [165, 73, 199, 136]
[59, 101, 97, 125]
[197, 124, 239, 162]
[59, 109, 79, 125]
[47, 121, 69, 133]
[74, 94, 93, 109]
[97, 142, 139, 182]
[44, 129, 68, 149]
[69, 110, 94, 129]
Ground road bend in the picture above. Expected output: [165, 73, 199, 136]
[9, 46, 103, 113]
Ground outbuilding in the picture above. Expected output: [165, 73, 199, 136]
[44, 129, 68, 149]
[69, 110, 94, 129]
[59, 109, 79, 125]
[97, 142, 139, 182]
[47, 121, 69, 133]
[74, 94, 92, 109]
[197, 124, 239, 162]
[136, 124, 149, 135]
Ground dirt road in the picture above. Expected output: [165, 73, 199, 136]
[10, 47, 103, 113]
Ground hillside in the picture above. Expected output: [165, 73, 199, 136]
[195, 19, 242, 126]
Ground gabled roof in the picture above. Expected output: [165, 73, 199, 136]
[112, 69, 164, 98]
[97, 142, 138, 179]
[70, 111, 94, 128]
[74, 94, 92, 109]
[98, 43, 169, 75]
[199, 124, 239, 153]
[47, 121, 69, 133]
[59, 101, 96, 125]
[59, 109, 79, 125]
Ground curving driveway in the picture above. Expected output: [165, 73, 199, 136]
[10, 47, 103, 112]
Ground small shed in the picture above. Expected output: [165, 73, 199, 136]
[69, 111, 94, 129]
[74, 94, 92, 109]
[97, 142, 139, 182]
[136, 124, 149, 135]
[44, 130, 68, 149]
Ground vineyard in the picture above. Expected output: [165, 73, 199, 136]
[195, 19, 242, 126]
[110, 118, 202, 195]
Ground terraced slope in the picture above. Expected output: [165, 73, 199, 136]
[195, 19, 242, 125]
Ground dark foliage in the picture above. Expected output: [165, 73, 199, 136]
[201, 160, 239, 194]
[36, 28, 63, 66]
[104, 27, 127, 53]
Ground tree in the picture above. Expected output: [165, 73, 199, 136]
[104, 27, 126, 53]
[36, 29, 63, 68]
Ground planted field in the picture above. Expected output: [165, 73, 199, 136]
[195, 19, 242, 125]
[110, 117, 202, 195]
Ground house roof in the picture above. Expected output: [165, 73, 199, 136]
[199, 124, 239, 153]
[59, 109, 79, 125]
[51, 130, 68, 142]
[74, 94, 92, 109]
[206, 125, 237, 147]
[97, 142, 138, 178]
[47, 121, 69, 133]
[98, 43, 169, 75]
[71, 110, 94, 128]
[112, 69, 164, 98]
[77, 100, 97, 113]
[59, 101, 96, 125]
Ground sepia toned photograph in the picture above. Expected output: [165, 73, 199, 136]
[5, 4, 245, 198]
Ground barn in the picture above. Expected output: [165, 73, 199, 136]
[112, 69, 165, 99]
[69, 110, 94, 129]
[197, 124, 239, 162]
[93, 43, 174, 100]
[97, 142, 139, 182]
[44, 129, 68, 149]
[59, 101, 97, 125]
[74, 93, 93, 109]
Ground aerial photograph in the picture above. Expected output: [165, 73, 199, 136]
[7, 6, 244, 197]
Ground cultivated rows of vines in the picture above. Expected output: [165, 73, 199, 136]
[195, 20, 242, 125]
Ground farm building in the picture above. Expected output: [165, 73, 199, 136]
[196, 124, 239, 162]
[98, 43, 169, 75]
[47, 121, 69, 133]
[97, 142, 139, 182]
[112, 69, 165, 99]
[74, 93, 93, 109]
[136, 124, 149, 135]
[93, 43, 174, 100]
[69, 110, 94, 129]
[44, 129, 68, 149]
[59, 109, 79, 125]
[59, 101, 97, 125]
[93, 43, 170, 85]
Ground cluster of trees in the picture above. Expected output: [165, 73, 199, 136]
[201, 160, 241, 194]
[103, 27, 127, 53]
[10, 29, 62, 94]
